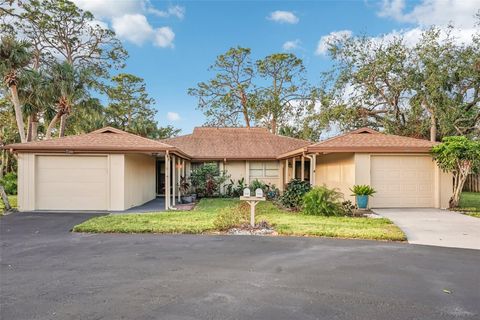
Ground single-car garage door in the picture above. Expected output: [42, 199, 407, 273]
[370, 155, 434, 208]
[35, 155, 108, 210]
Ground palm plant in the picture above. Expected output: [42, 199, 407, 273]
[45, 62, 86, 139]
[0, 36, 33, 143]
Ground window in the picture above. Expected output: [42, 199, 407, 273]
[265, 162, 279, 177]
[249, 162, 264, 177]
[249, 162, 279, 178]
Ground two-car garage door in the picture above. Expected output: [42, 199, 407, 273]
[370, 155, 434, 208]
[35, 155, 108, 210]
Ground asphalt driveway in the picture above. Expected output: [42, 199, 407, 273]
[374, 208, 480, 250]
[1, 212, 479, 320]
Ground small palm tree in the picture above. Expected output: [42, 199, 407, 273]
[0, 36, 33, 143]
[45, 62, 86, 139]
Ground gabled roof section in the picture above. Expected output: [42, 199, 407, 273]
[162, 127, 312, 160]
[307, 127, 436, 153]
[5, 126, 189, 156]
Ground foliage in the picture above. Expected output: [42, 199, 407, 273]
[190, 47, 317, 137]
[319, 25, 480, 141]
[0, 195, 17, 212]
[280, 179, 311, 209]
[225, 178, 247, 197]
[212, 203, 248, 231]
[432, 136, 480, 207]
[342, 200, 356, 216]
[249, 179, 280, 200]
[189, 46, 255, 127]
[179, 176, 191, 195]
[0, 172, 17, 195]
[190, 163, 229, 197]
[105, 73, 177, 138]
[303, 186, 346, 216]
[350, 185, 376, 196]
[255, 53, 311, 134]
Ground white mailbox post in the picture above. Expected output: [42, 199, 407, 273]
[240, 188, 266, 227]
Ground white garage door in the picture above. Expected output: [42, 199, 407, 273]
[370, 155, 434, 208]
[35, 156, 108, 210]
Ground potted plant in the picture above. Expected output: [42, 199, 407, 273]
[350, 185, 376, 209]
[179, 176, 194, 203]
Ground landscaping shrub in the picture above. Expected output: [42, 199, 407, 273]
[280, 179, 311, 209]
[190, 163, 229, 197]
[225, 178, 246, 197]
[212, 204, 248, 230]
[303, 186, 346, 216]
[0, 172, 17, 195]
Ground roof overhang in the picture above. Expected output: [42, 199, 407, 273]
[307, 146, 434, 153]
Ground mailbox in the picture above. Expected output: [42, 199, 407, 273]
[255, 188, 263, 198]
[243, 188, 251, 197]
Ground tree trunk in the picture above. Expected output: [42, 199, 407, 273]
[45, 112, 62, 139]
[31, 120, 38, 141]
[0, 185, 11, 212]
[449, 161, 472, 208]
[9, 85, 26, 143]
[59, 114, 67, 137]
[240, 92, 250, 128]
[271, 118, 277, 135]
[26, 114, 33, 142]
[429, 112, 437, 142]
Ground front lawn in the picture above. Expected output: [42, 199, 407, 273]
[0, 195, 17, 213]
[74, 199, 405, 241]
[458, 192, 480, 218]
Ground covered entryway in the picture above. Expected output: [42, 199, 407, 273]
[36, 155, 108, 210]
[370, 155, 435, 208]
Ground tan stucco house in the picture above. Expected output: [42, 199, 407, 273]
[4, 126, 452, 211]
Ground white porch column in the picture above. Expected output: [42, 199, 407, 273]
[165, 152, 170, 210]
[301, 156, 305, 181]
[245, 161, 250, 185]
[172, 155, 176, 206]
[284, 159, 289, 185]
[310, 154, 316, 186]
[292, 157, 296, 180]
[177, 157, 181, 203]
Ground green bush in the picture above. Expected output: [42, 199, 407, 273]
[350, 185, 376, 196]
[225, 178, 246, 197]
[303, 186, 346, 216]
[190, 163, 229, 197]
[212, 204, 248, 231]
[0, 172, 17, 195]
[280, 179, 311, 209]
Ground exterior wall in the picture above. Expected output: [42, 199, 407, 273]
[191, 160, 284, 191]
[16, 153, 157, 212]
[124, 154, 156, 209]
[17, 153, 36, 211]
[354, 153, 452, 209]
[315, 153, 355, 201]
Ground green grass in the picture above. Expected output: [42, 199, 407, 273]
[458, 192, 480, 218]
[459, 192, 480, 209]
[0, 195, 17, 213]
[73, 198, 406, 241]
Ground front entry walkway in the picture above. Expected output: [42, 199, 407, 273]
[116, 197, 166, 214]
[374, 208, 480, 250]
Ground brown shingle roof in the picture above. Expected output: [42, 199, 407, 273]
[162, 127, 311, 160]
[5, 127, 188, 156]
[306, 127, 436, 153]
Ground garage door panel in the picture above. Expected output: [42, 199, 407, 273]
[35, 156, 108, 210]
[371, 155, 434, 208]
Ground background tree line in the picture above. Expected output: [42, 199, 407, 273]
[0, 0, 179, 178]
[190, 20, 479, 142]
